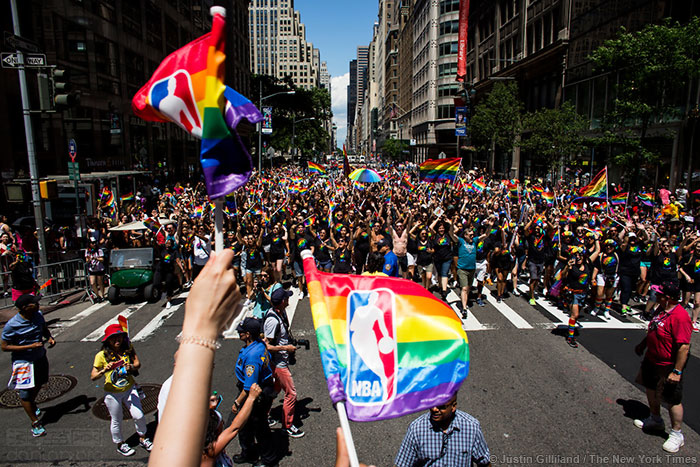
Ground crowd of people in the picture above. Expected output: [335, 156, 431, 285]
[1, 161, 698, 463]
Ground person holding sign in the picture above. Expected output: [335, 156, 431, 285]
[1, 294, 55, 437]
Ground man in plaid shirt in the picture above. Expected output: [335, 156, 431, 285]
[394, 393, 491, 466]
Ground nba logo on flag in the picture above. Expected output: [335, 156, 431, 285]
[148, 70, 202, 136]
[347, 289, 397, 405]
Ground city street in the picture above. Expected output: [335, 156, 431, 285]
[1, 283, 699, 466]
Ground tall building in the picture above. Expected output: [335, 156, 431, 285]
[249, 0, 319, 89]
[319, 61, 330, 90]
[356, 46, 370, 109]
[396, 1, 414, 150]
[0, 0, 252, 185]
[347, 59, 358, 150]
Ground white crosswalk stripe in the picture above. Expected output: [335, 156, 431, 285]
[62, 281, 652, 342]
[81, 302, 147, 342]
[516, 284, 647, 330]
[482, 288, 533, 329]
[50, 301, 108, 337]
[132, 292, 189, 342]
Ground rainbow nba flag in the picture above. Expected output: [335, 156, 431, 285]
[308, 161, 326, 175]
[579, 167, 608, 198]
[419, 158, 461, 183]
[301, 251, 469, 421]
[638, 192, 654, 207]
[611, 192, 628, 205]
[132, 7, 262, 199]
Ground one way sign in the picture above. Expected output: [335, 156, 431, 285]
[1, 52, 47, 68]
[1, 52, 21, 68]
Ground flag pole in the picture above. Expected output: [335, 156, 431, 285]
[335, 402, 360, 467]
[214, 197, 224, 251]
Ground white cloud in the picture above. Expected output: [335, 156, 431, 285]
[331, 73, 349, 146]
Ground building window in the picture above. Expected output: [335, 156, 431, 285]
[439, 0, 459, 15]
[439, 41, 458, 56]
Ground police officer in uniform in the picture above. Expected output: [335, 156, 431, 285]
[232, 318, 277, 467]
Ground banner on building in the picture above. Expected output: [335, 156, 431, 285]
[455, 107, 467, 136]
[456, 0, 470, 82]
[262, 106, 273, 134]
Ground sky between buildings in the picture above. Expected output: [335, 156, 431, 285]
[294, 0, 377, 147]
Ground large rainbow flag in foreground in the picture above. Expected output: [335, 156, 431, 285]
[132, 7, 262, 199]
[579, 167, 608, 198]
[301, 251, 469, 421]
[419, 157, 461, 183]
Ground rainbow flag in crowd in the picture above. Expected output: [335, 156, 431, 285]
[532, 185, 544, 195]
[418, 158, 461, 183]
[120, 192, 134, 202]
[301, 252, 469, 421]
[400, 176, 415, 191]
[472, 177, 486, 193]
[304, 216, 316, 228]
[308, 162, 326, 175]
[101, 187, 115, 207]
[611, 192, 628, 205]
[579, 167, 608, 198]
[638, 192, 655, 207]
[132, 7, 263, 198]
[193, 206, 203, 218]
[542, 191, 554, 206]
[143, 217, 161, 233]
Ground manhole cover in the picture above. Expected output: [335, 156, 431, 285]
[0, 374, 77, 408]
[92, 383, 162, 420]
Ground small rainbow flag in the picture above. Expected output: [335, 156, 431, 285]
[120, 193, 134, 202]
[611, 192, 628, 205]
[193, 206, 204, 218]
[472, 177, 486, 193]
[308, 161, 326, 175]
[542, 191, 554, 206]
[303, 216, 316, 228]
[143, 217, 161, 233]
[400, 177, 415, 191]
[579, 167, 608, 198]
[532, 185, 544, 195]
[301, 251, 469, 421]
[118, 315, 129, 335]
[418, 158, 461, 183]
[638, 192, 654, 207]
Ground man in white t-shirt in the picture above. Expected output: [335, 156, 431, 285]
[192, 225, 211, 280]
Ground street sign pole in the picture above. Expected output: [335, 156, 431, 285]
[10, 0, 47, 269]
[68, 139, 80, 217]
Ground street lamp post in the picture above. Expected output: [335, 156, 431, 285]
[258, 84, 295, 173]
[292, 116, 315, 162]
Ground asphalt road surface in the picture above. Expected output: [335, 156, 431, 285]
[1, 281, 699, 466]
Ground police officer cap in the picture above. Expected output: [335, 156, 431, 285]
[237, 317, 261, 336]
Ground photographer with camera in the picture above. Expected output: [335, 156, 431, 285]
[252, 266, 282, 319]
[263, 288, 306, 439]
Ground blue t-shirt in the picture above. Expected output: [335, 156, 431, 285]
[383, 251, 399, 277]
[252, 282, 282, 319]
[457, 238, 477, 270]
[235, 340, 273, 391]
[1, 311, 47, 362]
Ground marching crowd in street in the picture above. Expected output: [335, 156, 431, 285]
[1, 160, 698, 464]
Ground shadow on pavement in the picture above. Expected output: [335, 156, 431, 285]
[616, 399, 669, 440]
[41, 394, 96, 426]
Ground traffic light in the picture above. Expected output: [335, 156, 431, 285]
[52, 68, 79, 109]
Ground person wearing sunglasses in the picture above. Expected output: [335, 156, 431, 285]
[394, 393, 491, 466]
[633, 281, 692, 453]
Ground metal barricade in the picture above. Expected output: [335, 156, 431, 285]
[0, 258, 90, 310]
